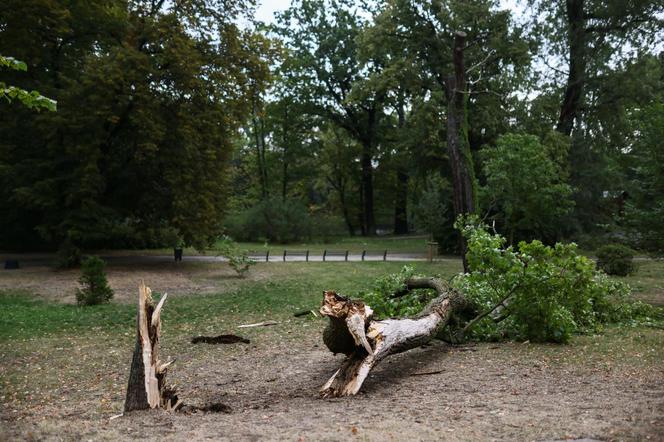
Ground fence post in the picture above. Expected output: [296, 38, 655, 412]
[266, 250, 270, 262]
[361, 250, 366, 261]
[283, 250, 287, 262]
[344, 250, 349, 262]
[323, 250, 327, 262]
[306, 250, 309, 262]
[383, 250, 387, 261]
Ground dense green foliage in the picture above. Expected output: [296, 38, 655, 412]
[624, 102, 664, 254]
[1, 0, 663, 257]
[0, 0, 270, 254]
[360, 220, 658, 344]
[596, 244, 635, 276]
[480, 133, 574, 243]
[226, 198, 311, 243]
[454, 220, 653, 343]
[75, 256, 114, 306]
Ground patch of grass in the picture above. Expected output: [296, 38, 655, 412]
[622, 259, 664, 306]
[90, 234, 434, 257]
[0, 261, 461, 341]
[0, 291, 136, 339]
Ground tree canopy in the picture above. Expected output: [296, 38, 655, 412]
[1, 0, 663, 256]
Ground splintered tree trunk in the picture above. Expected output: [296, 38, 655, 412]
[124, 282, 177, 412]
[319, 277, 466, 397]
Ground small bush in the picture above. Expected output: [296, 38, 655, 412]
[76, 256, 114, 306]
[214, 236, 255, 277]
[225, 198, 312, 243]
[596, 244, 635, 276]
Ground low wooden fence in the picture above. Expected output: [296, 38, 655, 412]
[247, 250, 391, 262]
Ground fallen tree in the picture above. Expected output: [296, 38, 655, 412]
[319, 277, 467, 397]
[318, 219, 660, 397]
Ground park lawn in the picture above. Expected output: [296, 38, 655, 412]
[90, 234, 432, 257]
[623, 259, 664, 306]
[1, 259, 663, 440]
[234, 234, 432, 254]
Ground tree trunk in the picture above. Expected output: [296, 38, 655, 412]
[319, 277, 466, 397]
[251, 92, 269, 200]
[281, 103, 290, 201]
[445, 31, 477, 272]
[393, 168, 409, 234]
[339, 183, 355, 236]
[393, 97, 409, 235]
[361, 145, 376, 236]
[124, 282, 178, 412]
[556, 0, 586, 136]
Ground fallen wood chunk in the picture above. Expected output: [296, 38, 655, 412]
[294, 309, 318, 318]
[238, 320, 279, 328]
[191, 334, 250, 344]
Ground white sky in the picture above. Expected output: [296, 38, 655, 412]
[255, 0, 290, 23]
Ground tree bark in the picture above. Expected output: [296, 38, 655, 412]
[124, 282, 178, 412]
[319, 277, 466, 397]
[251, 91, 269, 200]
[281, 102, 290, 201]
[445, 31, 477, 272]
[556, 0, 587, 136]
[339, 184, 355, 236]
[361, 144, 376, 236]
[393, 168, 409, 234]
[393, 97, 409, 235]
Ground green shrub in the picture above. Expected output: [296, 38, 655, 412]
[357, 218, 659, 344]
[225, 198, 312, 243]
[214, 236, 255, 277]
[453, 217, 653, 343]
[596, 244, 635, 276]
[75, 256, 114, 306]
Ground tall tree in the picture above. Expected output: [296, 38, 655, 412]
[362, 0, 532, 265]
[274, 0, 387, 235]
[527, 0, 664, 136]
[0, 0, 271, 254]
[524, 0, 663, 232]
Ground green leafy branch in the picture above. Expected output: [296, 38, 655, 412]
[0, 54, 57, 112]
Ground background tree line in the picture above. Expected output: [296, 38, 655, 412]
[1, 0, 663, 259]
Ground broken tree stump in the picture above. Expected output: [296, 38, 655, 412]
[124, 282, 178, 412]
[319, 277, 466, 397]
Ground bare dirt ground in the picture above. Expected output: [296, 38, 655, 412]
[1, 262, 663, 441]
[0, 260, 288, 303]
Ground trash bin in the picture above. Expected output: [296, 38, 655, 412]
[174, 248, 183, 262]
[4, 260, 19, 270]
